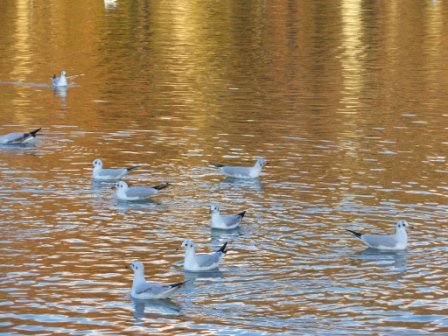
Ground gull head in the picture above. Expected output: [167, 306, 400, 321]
[210, 204, 220, 213]
[112, 181, 128, 191]
[93, 158, 103, 168]
[180, 238, 195, 250]
[257, 158, 267, 167]
[61, 70, 66, 77]
[127, 261, 144, 275]
[396, 220, 411, 231]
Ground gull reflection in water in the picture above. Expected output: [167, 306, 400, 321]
[91, 180, 116, 203]
[115, 199, 164, 214]
[130, 296, 182, 321]
[221, 176, 263, 192]
[53, 86, 67, 108]
[350, 249, 408, 270]
[183, 270, 224, 288]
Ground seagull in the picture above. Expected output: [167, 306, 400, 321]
[210, 158, 266, 178]
[126, 261, 186, 300]
[92, 158, 139, 181]
[112, 181, 170, 201]
[0, 128, 41, 144]
[346, 220, 412, 250]
[210, 204, 246, 230]
[51, 71, 68, 87]
[179, 239, 228, 272]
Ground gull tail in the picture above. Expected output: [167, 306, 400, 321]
[346, 229, 363, 240]
[169, 280, 189, 289]
[210, 162, 224, 168]
[153, 183, 170, 190]
[238, 210, 247, 218]
[126, 165, 140, 172]
[217, 242, 228, 254]
[29, 128, 41, 137]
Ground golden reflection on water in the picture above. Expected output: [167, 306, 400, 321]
[10, 0, 34, 125]
[11, 0, 31, 80]
[339, 0, 364, 114]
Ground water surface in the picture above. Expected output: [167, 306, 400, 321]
[0, 0, 448, 334]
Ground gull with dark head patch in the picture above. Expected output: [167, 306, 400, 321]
[210, 158, 266, 178]
[112, 181, 170, 201]
[210, 204, 246, 230]
[92, 158, 139, 181]
[346, 220, 412, 250]
[51, 70, 68, 87]
[178, 239, 228, 272]
[126, 261, 186, 300]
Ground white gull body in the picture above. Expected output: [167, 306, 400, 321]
[92, 158, 139, 181]
[51, 71, 68, 87]
[179, 239, 228, 272]
[346, 220, 411, 250]
[127, 261, 185, 300]
[210, 204, 246, 230]
[0, 128, 41, 144]
[112, 181, 170, 201]
[210, 158, 266, 178]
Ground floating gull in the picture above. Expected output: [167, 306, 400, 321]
[112, 181, 170, 201]
[210, 204, 246, 230]
[210, 158, 266, 178]
[179, 239, 228, 272]
[346, 220, 412, 250]
[126, 261, 185, 300]
[51, 71, 68, 87]
[92, 158, 139, 181]
[0, 128, 41, 144]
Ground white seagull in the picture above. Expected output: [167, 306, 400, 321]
[210, 158, 266, 178]
[179, 239, 228, 272]
[126, 261, 185, 300]
[112, 181, 170, 201]
[51, 71, 68, 87]
[210, 204, 246, 230]
[346, 220, 412, 250]
[0, 128, 41, 144]
[92, 158, 139, 181]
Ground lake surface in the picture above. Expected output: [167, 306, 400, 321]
[1, 0, 448, 334]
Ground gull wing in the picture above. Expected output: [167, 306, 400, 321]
[222, 213, 245, 227]
[135, 282, 165, 295]
[97, 168, 127, 178]
[195, 252, 222, 268]
[221, 166, 251, 177]
[362, 234, 398, 249]
[126, 186, 156, 198]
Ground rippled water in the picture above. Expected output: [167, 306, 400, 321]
[1, 0, 448, 334]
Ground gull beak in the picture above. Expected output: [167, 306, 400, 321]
[111, 186, 117, 190]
